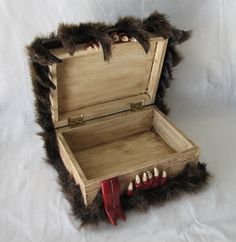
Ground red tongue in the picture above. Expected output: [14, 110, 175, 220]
[101, 177, 126, 225]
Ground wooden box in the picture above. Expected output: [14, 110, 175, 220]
[49, 36, 199, 206]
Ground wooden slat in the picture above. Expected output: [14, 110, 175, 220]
[74, 131, 175, 180]
[147, 39, 168, 102]
[57, 134, 87, 181]
[54, 93, 151, 128]
[152, 107, 198, 151]
[62, 107, 153, 151]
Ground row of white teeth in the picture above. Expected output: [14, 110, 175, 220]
[128, 168, 167, 191]
[111, 34, 137, 43]
[85, 35, 137, 51]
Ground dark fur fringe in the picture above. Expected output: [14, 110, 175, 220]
[143, 11, 172, 38]
[27, 34, 62, 66]
[57, 23, 112, 61]
[27, 11, 206, 226]
[114, 16, 150, 53]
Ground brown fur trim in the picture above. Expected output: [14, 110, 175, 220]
[171, 28, 192, 45]
[28, 11, 209, 226]
[114, 16, 150, 53]
[57, 23, 112, 61]
[27, 36, 62, 65]
[31, 62, 56, 89]
[143, 11, 172, 39]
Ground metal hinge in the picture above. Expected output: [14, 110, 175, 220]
[130, 101, 144, 112]
[68, 114, 85, 127]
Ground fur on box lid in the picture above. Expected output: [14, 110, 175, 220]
[27, 11, 210, 227]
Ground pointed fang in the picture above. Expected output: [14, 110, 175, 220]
[154, 167, 159, 177]
[135, 175, 141, 184]
[162, 171, 167, 178]
[127, 181, 133, 191]
[142, 172, 148, 182]
[147, 170, 153, 179]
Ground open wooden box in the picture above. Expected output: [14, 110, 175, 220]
[49, 36, 199, 206]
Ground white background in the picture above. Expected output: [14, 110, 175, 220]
[0, 0, 236, 241]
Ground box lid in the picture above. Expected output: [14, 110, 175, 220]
[49, 36, 168, 128]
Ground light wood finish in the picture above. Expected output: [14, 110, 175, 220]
[57, 134, 88, 203]
[62, 107, 153, 151]
[50, 37, 168, 128]
[54, 93, 151, 128]
[57, 42, 154, 112]
[147, 39, 168, 102]
[152, 107, 194, 152]
[57, 106, 199, 205]
[74, 131, 175, 180]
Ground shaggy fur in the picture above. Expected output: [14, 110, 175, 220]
[58, 23, 112, 61]
[27, 11, 210, 226]
[114, 16, 150, 53]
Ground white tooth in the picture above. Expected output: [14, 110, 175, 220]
[86, 46, 92, 51]
[162, 171, 167, 178]
[135, 175, 141, 184]
[147, 170, 153, 179]
[142, 172, 148, 182]
[127, 181, 133, 191]
[112, 34, 119, 42]
[130, 37, 137, 42]
[121, 36, 129, 42]
[154, 167, 159, 177]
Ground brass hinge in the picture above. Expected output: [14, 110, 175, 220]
[130, 101, 144, 112]
[68, 114, 85, 127]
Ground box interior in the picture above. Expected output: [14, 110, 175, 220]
[61, 107, 193, 180]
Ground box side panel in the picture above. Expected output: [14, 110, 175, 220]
[57, 134, 87, 203]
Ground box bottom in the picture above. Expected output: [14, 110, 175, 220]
[75, 130, 175, 180]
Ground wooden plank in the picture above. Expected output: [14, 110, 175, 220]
[74, 131, 175, 180]
[152, 107, 198, 151]
[57, 133, 88, 203]
[56, 41, 155, 113]
[147, 38, 168, 102]
[54, 93, 151, 128]
[57, 134, 87, 181]
[62, 107, 153, 151]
